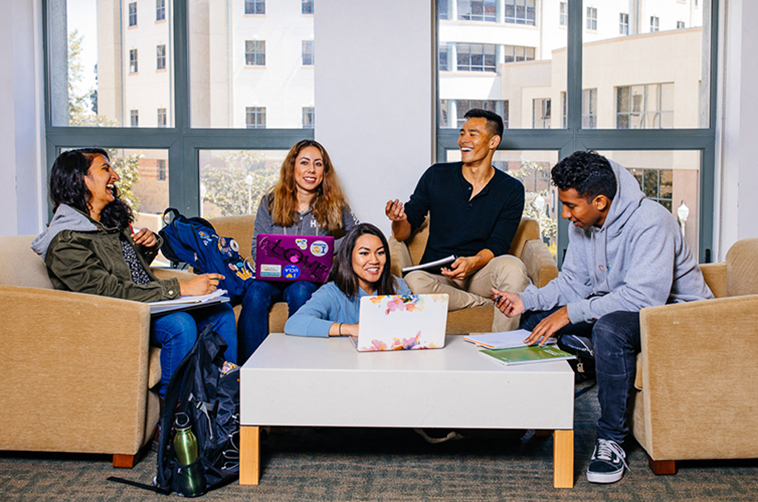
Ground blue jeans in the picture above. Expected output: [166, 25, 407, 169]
[238, 280, 318, 363]
[150, 303, 237, 396]
[521, 308, 641, 445]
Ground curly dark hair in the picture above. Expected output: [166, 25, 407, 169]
[49, 148, 134, 230]
[551, 151, 617, 201]
[328, 223, 398, 298]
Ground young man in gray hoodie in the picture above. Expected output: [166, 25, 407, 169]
[493, 151, 713, 484]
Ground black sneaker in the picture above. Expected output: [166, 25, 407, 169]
[586, 438, 628, 484]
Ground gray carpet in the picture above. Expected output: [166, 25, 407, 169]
[1, 385, 757, 501]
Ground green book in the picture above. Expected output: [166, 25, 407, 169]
[480, 345, 576, 366]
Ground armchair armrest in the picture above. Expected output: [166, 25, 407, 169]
[698, 262, 727, 298]
[0, 285, 152, 456]
[388, 236, 413, 278]
[519, 239, 558, 288]
[638, 295, 758, 460]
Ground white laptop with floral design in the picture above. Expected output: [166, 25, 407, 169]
[350, 294, 449, 352]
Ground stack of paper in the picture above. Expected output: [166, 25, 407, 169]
[464, 329, 556, 349]
[149, 289, 230, 314]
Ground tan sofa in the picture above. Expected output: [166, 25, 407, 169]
[388, 217, 559, 334]
[632, 238, 758, 474]
[0, 235, 172, 468]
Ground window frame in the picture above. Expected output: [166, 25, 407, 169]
[156, 44, 166, 70]
[586, 6, 597, 31]
[244, 0, 265, 15]
[129, 48, 138, 73]
[156, 0, 166, 21]
[128, 2, 137, 27]
[619, 12, 629, 35]
[302, 40, 314, 66]
[245, 40, 266, 66]
[435, 0, 721, 265]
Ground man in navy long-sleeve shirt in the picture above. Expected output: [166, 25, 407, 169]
[385, 109, 530, 331]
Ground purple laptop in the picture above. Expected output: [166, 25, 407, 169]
[255, 234, 334, 283]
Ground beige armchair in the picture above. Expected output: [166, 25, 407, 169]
[0, 235, 166, 468]
[388, 217, 559, 334]
[632, 238, 758, 474]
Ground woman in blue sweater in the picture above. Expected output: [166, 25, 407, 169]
[285, 223, 410, 337]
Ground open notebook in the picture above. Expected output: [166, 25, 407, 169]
[350, 294, 449, 352]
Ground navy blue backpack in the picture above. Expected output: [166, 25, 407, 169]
[159, 208, 254, 303]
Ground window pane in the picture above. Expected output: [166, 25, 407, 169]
[447, 149, 560, 257]
[189, 0, 314, 129]
[199, 150, 288, 218]
[439, 0, 566, 129]
[599, 150, 701, 256]
[584, 0, 711, 129]
[49, 0, 174, 127]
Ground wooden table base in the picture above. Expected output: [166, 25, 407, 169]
[239, 425, 574, 489]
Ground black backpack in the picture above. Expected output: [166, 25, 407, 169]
[159, 207, 254, 303]
[154, 324, 240, 496]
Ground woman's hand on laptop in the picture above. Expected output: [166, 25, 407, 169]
[329, 322, 359, 337]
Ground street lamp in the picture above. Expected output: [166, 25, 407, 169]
[245, 175, 254, 215]
[533, 194, 545, 214]
[677, 200, 689, 239]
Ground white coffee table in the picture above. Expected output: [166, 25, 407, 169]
[239, 333, 575, 488]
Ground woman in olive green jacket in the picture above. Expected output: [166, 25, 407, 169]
[32, 149, 237, 397]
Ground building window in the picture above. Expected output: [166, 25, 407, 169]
[448, 99, 507, 128]
[586, 6, 598, 31]
[582, 88, 597, 129]
[156, 0, 165, 21]
[129, 49, 138, 73]
[456, 43, 496, 72]
[439, 45, 450, 71]
[130, 109, 139, 127]
[504, 0, 536, 26]
[457, 0, 496, 22]
[439, 0, 450, 20]
[503, 45, 535, 63]
[629, 168, 673, 211]
[561, 92, 567, 128]
[245, 41, 266, 66]
[302, 0, 313, 15]
[245, 0, 265, 15]
[157, 108, 167, 127]
[533, 98, 551, 129]
[245, 107, 266, 129]
[303, 107, 314, 129]
[677, 20, 686, 29]
[302, 40, 314, 66]
[616, 83, 674, 129]
[651, 16, 660, 32]
[619, 13, 629, 35]
[156, 44, 166, 70]
[157, 159, 167, 181]
[128, 2, 137, 26]
[559, 2, 568, 26]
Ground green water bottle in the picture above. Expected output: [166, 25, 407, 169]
[173, 412, 204, 497]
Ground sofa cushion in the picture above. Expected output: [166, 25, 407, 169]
[0, 235, 54, 289]
[726, 238, 758, 297]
